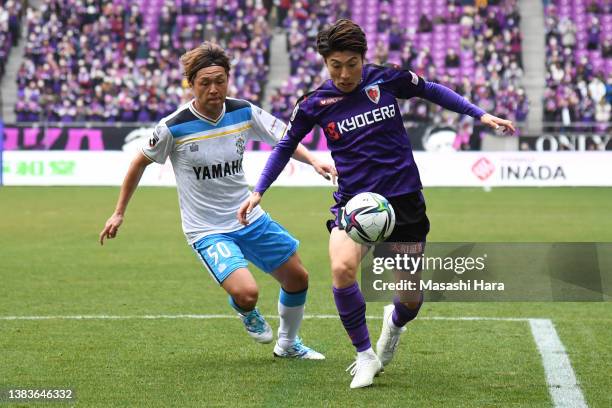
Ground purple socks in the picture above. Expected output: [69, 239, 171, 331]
[333, 282, 371, 352]
[391, 293, 424, 328]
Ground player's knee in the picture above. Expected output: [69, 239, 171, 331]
[276, 255, 309, 291]
[280, 266, 308, 292]
[233, 286, 259, 310]
[291, 265, 309, 289]
[331, 261, 358, 288]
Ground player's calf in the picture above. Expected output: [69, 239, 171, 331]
[392, 293, 423, 326]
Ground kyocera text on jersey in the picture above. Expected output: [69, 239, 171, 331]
[335, 104, 397, 134]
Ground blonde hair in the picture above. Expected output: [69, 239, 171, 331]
[180, 42, 231, 85]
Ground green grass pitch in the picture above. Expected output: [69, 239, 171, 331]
[1, 186, 611, 407]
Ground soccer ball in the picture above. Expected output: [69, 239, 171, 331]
[340, 192, 395, 245]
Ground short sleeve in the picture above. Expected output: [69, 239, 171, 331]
[247, 103, 288, 146]
[141, 123, 173, 164]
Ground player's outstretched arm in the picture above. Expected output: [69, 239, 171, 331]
[292, 143, 338, 184]
[240, 99, 319, 226]
[99, 152, 152, 245]
[479, 113, 516, 134]
[421, 81, 515, 134]
[237, 147, 337, 226]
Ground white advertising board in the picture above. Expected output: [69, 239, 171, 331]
[413, 151, 612, 187]
[3, 151, 612, 187]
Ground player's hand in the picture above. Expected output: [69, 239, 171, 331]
[99, 212, 124, 245]
[480, 113, 516, 135]
[237, 192, 261, 226]
[312, 159, 338, 185]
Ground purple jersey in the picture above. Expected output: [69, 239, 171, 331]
[255, 64, 485, 210]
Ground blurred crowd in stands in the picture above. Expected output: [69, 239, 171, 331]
[544, 0, 612, 129]
[14, 0, 272, 122]
[14, 0, 611, 132]
[403, 0, 527, 129]
[273, 0, 528, 129]
[269, 0, 350, 122]
[0, 0, 23, 78]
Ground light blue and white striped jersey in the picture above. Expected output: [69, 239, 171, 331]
[142, 97, 287, 244]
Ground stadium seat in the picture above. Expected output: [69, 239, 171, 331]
[14, 0, 272, 122]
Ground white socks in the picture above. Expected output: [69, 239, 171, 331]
[277, 288, 307, 350]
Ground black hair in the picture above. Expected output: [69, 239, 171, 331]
[316, 19, 368, 59]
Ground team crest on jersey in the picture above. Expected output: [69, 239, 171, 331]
[235, 134, 246, 155]
[189, 143, 199, 152]
[365, 85, 380, 104]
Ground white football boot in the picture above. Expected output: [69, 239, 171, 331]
[273, 337, 326, 360]
[239, 308, 273, 344]
[345, 348, 383, 388]
[376, 304, 406, 366]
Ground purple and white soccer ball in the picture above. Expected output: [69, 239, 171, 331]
[340, 192, 396, 245]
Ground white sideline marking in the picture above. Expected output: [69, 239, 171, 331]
[529, 319, 588, 408]
[0, 314, 531, 321]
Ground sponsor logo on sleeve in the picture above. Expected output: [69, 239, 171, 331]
[409, 71, 419, 85]
[149, 134, 159, 147]
[269, 118, 278, 134]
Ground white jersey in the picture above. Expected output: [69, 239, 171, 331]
[142, 97, 287, 244]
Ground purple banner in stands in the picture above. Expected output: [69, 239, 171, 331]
[1, 123, 473, 151]
[2, 125, 119, 151]
[1, 124, 333, 151]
